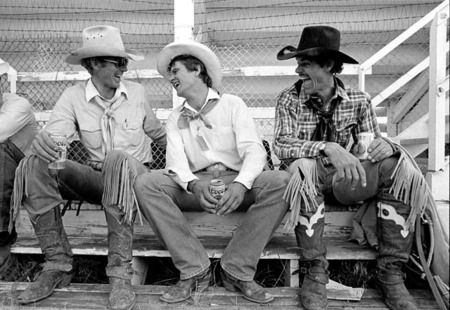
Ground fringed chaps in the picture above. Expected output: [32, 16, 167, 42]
[9, 155, 32, 233]
[102, 153, 141, 226]
[283, 158, 319, 230]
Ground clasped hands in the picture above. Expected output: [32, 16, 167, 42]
[191, 180, 247, 216]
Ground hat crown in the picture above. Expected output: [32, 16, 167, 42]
[82, 25, 125, 51]
[298, 26, 341, 52]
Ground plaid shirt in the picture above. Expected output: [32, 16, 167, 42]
[273, 77, 381, 165]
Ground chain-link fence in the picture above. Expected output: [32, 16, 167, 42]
[0, 0, 443, 166]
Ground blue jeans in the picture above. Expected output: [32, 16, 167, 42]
[134, 169, 290, 281]
[0, 140, 25, 232]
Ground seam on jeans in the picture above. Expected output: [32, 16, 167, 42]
[220, 264, 253, 282]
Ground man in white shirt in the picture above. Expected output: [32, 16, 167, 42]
[0, 62, 38, 274]
[135, 41, 290, 304]
[12, 26, 166, 310]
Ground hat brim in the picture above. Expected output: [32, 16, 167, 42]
[277, 46, 358, 64]
[65, 46, 144, 65]
[0, 62, 10, 75]
[157, 40, 222, 89]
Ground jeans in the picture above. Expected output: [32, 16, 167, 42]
[135, 169, 290, 281]
[0, 140, 25, 232]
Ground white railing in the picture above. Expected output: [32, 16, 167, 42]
[358, 0, 449, 105]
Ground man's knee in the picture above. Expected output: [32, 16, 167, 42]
[378, 155, 400, 177]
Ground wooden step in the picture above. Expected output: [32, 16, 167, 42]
[0, 282, 440, 310]
[11, 206, 377, 287]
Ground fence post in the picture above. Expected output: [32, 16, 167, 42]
[172, 0, 195, 108]
[426, 5, 448, 195]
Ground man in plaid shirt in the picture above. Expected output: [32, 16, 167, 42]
[274, 26, 426, 310]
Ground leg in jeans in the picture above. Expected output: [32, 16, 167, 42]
[17, 154, 103, 304]
[333, 155, 418, 310]
[0, 140, 23, 269]
[102, 150, 150, 310]
[220, 170, 290, 303]
[135, 169, 211, 303]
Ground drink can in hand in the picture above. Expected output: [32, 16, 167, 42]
[356, 132, 374, 160]
[209, 179, 226, 200]
[48, 134, 67, 170]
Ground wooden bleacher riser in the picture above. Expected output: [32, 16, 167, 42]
[11, 204, 377, 287]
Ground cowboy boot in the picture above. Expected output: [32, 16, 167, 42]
[376, 202, 418, 310]
[105, 209, 135, 310]
[294, 203, 328, 310]
[17, 207, 73, 304]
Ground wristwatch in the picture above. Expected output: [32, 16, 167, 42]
[319, 143, 327, 156]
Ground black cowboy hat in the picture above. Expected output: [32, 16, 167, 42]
[277, 25, 358, 64]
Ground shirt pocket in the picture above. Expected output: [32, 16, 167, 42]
[121, 121, 142, 146]
[79, 125, 102, 151]
[297, 119, 317, 140]
[335, 118, 357, 146]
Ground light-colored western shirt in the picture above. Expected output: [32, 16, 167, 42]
[166, 88, 266, 190]
[45, 79, 166, 163]
[0, 93, 38, 156]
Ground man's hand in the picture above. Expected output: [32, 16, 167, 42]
[324, 142, 366, 190]
[367, 138, 394, 163]
[215, 182, 246, 216]
[190, 179, 219, 214]
[30, 131, 59, 163]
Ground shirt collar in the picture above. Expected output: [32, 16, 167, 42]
[182, 88, 220, 112]
[85, 78, 128, 103]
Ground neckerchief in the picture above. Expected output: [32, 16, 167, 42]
[295, 79, 341, 142]
[177, 98, 219, 130]
[94, 93, 123, 155]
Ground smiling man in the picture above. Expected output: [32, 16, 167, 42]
[134, 40, 290, 305]
[12, 25, 166, 310]
[273, 26, 431, 310]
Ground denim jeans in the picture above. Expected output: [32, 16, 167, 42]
[0, 140, 25, 232]
[135, 169, 290, 281]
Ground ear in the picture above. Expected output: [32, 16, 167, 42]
[325, 59, 334, 72]
[193, 64, 201, 77]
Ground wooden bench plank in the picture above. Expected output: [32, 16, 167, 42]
[0, 282, 439, 310]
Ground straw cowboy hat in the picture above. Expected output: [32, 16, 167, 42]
[0, 62, 9, 76]
[65, 25, 144, 65]
[277, 25, 358, 64]
[157, 40, 222, 89]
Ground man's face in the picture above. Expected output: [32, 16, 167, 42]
[168, 61, 198, 98]
[295, 57, 331, 96]
[92, 57, 128, 91]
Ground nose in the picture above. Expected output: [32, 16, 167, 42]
[295, 64, 304, 75]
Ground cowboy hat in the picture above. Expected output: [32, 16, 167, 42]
[157, 40, 222, 89]
[65, 25, 144, 65]
[0, 62, 9, 76]
[277, 25, 358, 64]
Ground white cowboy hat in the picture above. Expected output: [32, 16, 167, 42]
[0, 62, 9, 76]
[157, 40, 222, 89]
[65, 25, 144, 65]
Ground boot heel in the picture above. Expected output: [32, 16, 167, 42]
[56, 273, 73, 288]
[221, 272, 239, 292]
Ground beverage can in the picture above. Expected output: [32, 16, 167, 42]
[48, 134, 67, 169]
[209, 179, 226, 200]
[356, 132, 374, 160]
